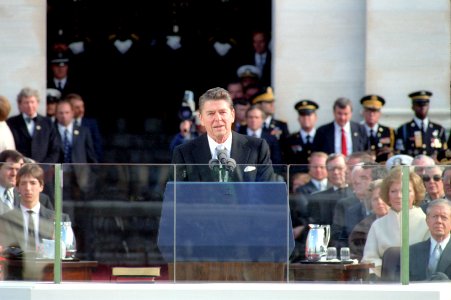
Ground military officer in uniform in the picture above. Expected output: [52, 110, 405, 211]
[360, 95, 396, 163]
[251, 86, 290, 158]
[284, 100, 319, 172]
[395, 90, 447, 159]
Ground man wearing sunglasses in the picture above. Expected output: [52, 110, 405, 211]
[443, 167, 451, 201]
[421, 166, 446, 213]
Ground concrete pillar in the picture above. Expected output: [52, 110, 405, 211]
[0, 0, 46, 115]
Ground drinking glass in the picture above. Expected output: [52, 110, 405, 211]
[327, 247, 337, 260]
[340, 247, 350, 261]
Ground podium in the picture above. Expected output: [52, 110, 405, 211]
[157, 182, 294, 281]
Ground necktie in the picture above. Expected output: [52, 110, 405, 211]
[341, 128, 347, 156]
[57, 80, 63, 91]
[369, 129, 377, 147]
[27, 210, 36, 251]
[421, 121, 426, 144]
[63, 129, 72, 163]
[306, 135, 311, 144]
[252, 132, 257, 138]
[3, 189, 13, 209]
[428, 243, 442, 274]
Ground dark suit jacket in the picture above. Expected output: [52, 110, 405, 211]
[47, 76, 83, 99]
[367, 124, 396, 163]
[331, 194, 362, 247]
[312, 121, 369, 155]
[7, 114, 61, 163]
[80, 117, 103, 162]
[171, 131, 274, 182]
[307, 186, 353, 226]
[242, 50, 272, 86]
[410, 238, 451, 281]
[239, 126, 283, 164]
[0, 205, 71, 251]
[284, 131, 314, 172]
[348, 213, 377, 261]
[55, 124, 98, 164]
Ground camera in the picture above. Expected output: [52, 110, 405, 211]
[178, 90, 195, 120]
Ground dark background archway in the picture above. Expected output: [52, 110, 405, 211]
[47, 0, 271, 163]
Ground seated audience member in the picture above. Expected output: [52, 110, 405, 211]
[0, 164, 71, 257]
[295, 151, 328, 196]
[226, 80, 244, 101]
[421, 166, 446, 212]
[0, 150, 54, 214]
[0, 95, 16, 152]
[362, 167, 430, 278]
[412, 154, 436, 177]
[349, 179, 389, 261]
[290, 172, 311, 195]
[331, 162, 374, 248]
[443, 167, 451, 201]
[410, 199, 451, 281]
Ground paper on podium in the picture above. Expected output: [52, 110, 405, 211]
[157, 181, 294, 262]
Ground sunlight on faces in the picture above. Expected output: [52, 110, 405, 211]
[443, 169, 451, 199]
[19, 96, 39, 116]
[351, 168, 372, 198]
[370, 187, 389, 217]
[298, 113, 317, 131]
[18, 174, 44, 208]
[426, 204, 451, 241]
[362, 108, 381, 128]
[199, 100, 235, 143]
[423, 167, 444, 199]
[333, 105, 352, 127]
[327, 156, 347, 188]
[246, 109, 264, 131]
[308, 155, 327, 181]
[56, 102, 74, 126]
[388, 181, 415, 212]
[70, 98, 85, 118]
[0, 160, 23, 188]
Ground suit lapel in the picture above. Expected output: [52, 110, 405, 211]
[437, 240, 451, 273]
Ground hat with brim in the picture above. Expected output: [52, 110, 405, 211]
[251, 87, 274, 105]
[409, 90, 432, 105]
[360, 95, 385, 110]
[294, 100, 319, 115]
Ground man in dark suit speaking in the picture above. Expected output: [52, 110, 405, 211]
[171, 87, 274, 182]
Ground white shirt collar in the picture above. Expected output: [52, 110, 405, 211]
[431, 235, 450, 255]
[334, 121, 351, 131]
[364, 123, 379, 135]
[246, 128, 262, 137]
[207, 134, 233, 159]
[300, 128, 316, 140]
[413, 116, 429, 129]
[20, 202, 40, 214]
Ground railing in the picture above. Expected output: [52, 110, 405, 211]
[0, 163, 448, 284]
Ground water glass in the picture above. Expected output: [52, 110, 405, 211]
[327, 247, 337, 260]
[340, 247, 351, 261]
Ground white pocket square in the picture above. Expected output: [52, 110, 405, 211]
[244, 166, 256, 172]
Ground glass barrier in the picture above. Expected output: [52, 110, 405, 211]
[0, 161, 449, 284]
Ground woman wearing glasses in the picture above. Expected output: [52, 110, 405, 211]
[420, 166, 446, 213]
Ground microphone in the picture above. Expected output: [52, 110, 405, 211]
[209, 158, 220, 171]
[216, 149, 229, 165]
[225, 158, 236, 172]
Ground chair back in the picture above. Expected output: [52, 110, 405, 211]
[381, 246, 400, 282]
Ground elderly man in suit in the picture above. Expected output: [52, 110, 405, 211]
[7, 87, 61, 163]
[312, 97, 369, 156]
[172, 87, 274, 182]
[410, 199, 451, 281]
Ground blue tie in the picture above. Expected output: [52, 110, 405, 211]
[63, 129, 72, 163]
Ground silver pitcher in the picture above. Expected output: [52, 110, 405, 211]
[305, 224, 331, 261]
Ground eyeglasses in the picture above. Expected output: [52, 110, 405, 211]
[422, 174, 442, 182]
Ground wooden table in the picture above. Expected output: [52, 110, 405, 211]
[288, 262, 374, 282]
[1, 259, 98, 281]
[168, 262, 286, 281]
